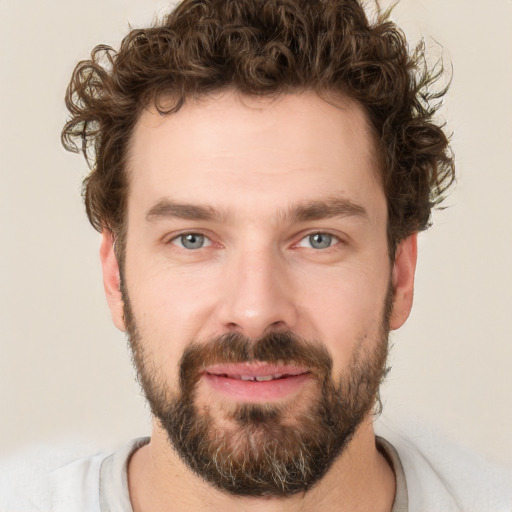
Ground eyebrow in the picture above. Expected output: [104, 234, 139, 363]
[288, 197, 368, 223]
[145, 197, 368, 224]
[146, 200, 228, 222]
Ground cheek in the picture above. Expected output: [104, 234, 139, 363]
[125, 260, 221, 355]
[294, 264, 390, 371]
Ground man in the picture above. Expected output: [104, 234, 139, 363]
[1, 0, 510, 510]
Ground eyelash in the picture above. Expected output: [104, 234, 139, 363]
[169, 232, 212, 250]
[167, 231, 343, 252]
[295, 232, 341, 250]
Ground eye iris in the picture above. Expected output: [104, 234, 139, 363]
[309, 233, 332, 249]
[181, 233, 204, 249]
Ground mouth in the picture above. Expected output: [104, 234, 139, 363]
[202, 363, 312, 402]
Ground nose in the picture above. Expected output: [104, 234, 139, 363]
[216, 247, 298, 339]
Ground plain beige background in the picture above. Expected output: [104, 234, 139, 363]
[0, 0, 510, 465]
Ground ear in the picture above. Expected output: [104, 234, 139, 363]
[389, 233, 418, 331]
[99, 231, 126, 332]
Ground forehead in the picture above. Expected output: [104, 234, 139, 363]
[126, 90, 384, 221]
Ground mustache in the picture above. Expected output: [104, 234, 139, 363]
[179, 331, 333, 390]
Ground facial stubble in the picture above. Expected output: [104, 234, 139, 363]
[122, 285, 392, 497]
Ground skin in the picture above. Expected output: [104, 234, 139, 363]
[100, 90, 417, 511]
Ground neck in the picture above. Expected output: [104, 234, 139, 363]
[128, 416, 396, 512]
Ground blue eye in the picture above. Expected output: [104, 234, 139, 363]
[298, 233, 337, 249]
[172, 233, 211, 250]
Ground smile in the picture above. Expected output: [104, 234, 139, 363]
[208, 372, 303, 382]
[202, 364, 312, 402]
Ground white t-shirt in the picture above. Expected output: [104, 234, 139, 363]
[1, 426, 510, 511]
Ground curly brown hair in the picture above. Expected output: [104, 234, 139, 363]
[61, 0, 454, 256]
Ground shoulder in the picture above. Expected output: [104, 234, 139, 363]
[0, 443, 107, 512]
[375, 417, 512, 512]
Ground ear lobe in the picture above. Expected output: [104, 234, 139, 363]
[99, 231, 126, 332]
[389, 234, 418, 331]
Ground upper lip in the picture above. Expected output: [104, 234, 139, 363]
[204, 363, 310, 379]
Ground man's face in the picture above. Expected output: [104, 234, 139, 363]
[101, 91, 416, 496]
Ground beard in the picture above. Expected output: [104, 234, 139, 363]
[123, 287, 392, 497]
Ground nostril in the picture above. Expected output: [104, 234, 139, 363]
[268, 320, 287, 331]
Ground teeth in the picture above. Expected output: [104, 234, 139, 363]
[237, 374, 284, 382]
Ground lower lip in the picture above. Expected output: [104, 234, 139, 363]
[203, 373, 312, 403]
